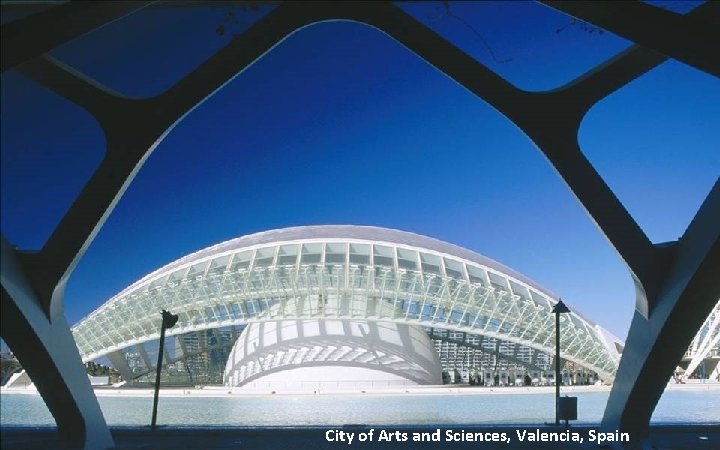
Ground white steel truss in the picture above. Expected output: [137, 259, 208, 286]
[72, 227, 623, 380]
[684, 299, 720, 378]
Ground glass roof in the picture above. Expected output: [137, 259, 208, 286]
[72, 235, 620, 379]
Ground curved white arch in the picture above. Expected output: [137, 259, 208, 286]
[72, 225, 622, 380]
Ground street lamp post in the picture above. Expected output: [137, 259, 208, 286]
[150, 309, 179, 430]
[552, 299, 570, 426]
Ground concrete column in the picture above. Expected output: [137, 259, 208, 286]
[602, 184, 720, 438]
[107, 350, 135, 387]
[1, 238, 113, 449]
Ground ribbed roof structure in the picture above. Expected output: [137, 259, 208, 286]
[72, 225, 623, 379]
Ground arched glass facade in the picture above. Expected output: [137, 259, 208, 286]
[72, 226, 623, 385]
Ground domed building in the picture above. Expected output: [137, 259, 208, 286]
[71, 226, 623, 391]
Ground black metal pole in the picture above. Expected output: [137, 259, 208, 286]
[551, 299, 569, 426]
[555, 310, 560, 426]
[150, 319, 167, 430]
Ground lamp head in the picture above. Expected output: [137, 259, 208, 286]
[552, 299, 571, 314]
[161, 310, 179, 328]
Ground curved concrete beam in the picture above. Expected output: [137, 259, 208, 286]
[1, 238, 113, 449]
[542, 1, 720, 78]
[3, 1, 717, 445]
[1, 1, 152, 72]
[602, 181, 720, 435]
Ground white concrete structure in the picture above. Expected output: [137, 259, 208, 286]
[72, 226, 623, 386]
[225, 319, 442, 391]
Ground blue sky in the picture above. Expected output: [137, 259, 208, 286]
[1, 2, 718, 341]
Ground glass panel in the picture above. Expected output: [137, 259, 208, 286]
[397, 248, 418, 270]
[229, 251, 252, 271]
[124, 345, 148, 375]
[531, 291, 551, 308]
[301, 243, 322, 264]
[277, 244, 299, 265]
[325, 242, 346, 264]
[254, 247, 275, 267]
[187, 261, 207, 277]
[488, 271, 509, 291]
[349, 243, 370, 265]
[444, 258, 464, 279]
[373, 245, 394, 268]
[508, 280, 530, 301]
[420, 252, 441, 274]
[466, 265, 487, 285]
[207, 254, 231, 276]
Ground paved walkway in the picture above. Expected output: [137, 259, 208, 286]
[2, 425, 719, 450]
